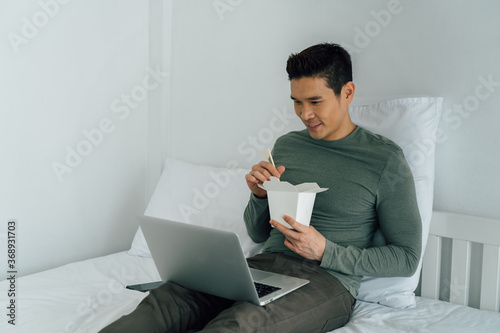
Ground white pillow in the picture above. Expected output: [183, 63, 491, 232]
[128, 158, 265, 258]
[350, 97, 442, 308]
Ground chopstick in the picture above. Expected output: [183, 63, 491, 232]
[262, 150, 270, 163]
[262, 149, 275, 167]
[262, 148, 279, 181]
[267, 148, 275, 167]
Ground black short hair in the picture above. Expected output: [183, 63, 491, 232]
[286, 43, 352, 96]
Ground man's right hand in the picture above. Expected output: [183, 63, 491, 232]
[245, 161, 285, 199]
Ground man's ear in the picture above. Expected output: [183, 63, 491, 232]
[343, 81, 355, 105]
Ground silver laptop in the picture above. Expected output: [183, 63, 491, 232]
[140, 216, 309, 306]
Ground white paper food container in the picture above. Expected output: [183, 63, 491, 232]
[260, 177, 328, 229]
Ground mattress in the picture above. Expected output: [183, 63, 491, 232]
[1, 252, 157, 333]
[1, 251, 499, 333]
[339, 297, 500, 333]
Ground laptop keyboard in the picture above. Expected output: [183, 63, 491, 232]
[254, 282, 281, 298]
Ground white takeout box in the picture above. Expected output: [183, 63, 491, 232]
[260, 177, 328, 229]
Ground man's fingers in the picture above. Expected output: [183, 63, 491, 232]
[270, 219, 285, 232]
[248, 171, 267, 184]
[283, 238, 295, 251]
[256, 161, 282, 179]
[271, 216, 326, 262]
[270, 219, 294, 237]
[270, 217, 302, 241]
[245, 173, 263, 187]
[282, 215, 307, 232]
[247, 161, 284, 187]
[276, 165, 286, 177]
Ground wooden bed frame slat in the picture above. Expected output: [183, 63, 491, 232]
[450, 239, 471, 306]
[480, 244, 500, 312]
[421, 211, 500, 311]
[421, 235, 441, 300]
[429, 211, 500, 246]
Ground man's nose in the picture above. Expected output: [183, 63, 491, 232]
[300, 105, 315, 121]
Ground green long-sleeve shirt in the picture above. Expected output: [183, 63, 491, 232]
[243, 127, 422, 296]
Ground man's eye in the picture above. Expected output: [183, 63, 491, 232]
[311, 101, 321, 105]
[293, 100, 302, 105]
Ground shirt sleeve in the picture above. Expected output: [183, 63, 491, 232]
[243, 193, 273, 243]
[320, 150, 422, 278]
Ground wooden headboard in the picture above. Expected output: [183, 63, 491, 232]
[420, 211, 500, 312]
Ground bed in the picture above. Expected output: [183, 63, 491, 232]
[2, 210, 499, 333]
[2, 98, 500, 332]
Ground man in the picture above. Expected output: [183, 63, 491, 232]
[243, 43, 422, 331]
[100, 43, 421, 333]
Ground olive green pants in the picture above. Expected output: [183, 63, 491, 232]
[99, 253, 355, 333]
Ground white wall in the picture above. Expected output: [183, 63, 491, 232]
[0, 0, 161, 277]
[1, 0, 499, 279]
[167, 0, 500, 220]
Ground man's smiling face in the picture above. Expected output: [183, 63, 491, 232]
[291, 77, 356, 141]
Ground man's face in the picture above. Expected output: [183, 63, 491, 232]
[290, 77, 355, 141]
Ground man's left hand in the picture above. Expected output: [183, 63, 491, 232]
[270, 215, 326, 262]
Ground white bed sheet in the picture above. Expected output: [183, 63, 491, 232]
[0, 252, 157, 333]
[338, 298, 500, 333]
[1, 252, 499, 333]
